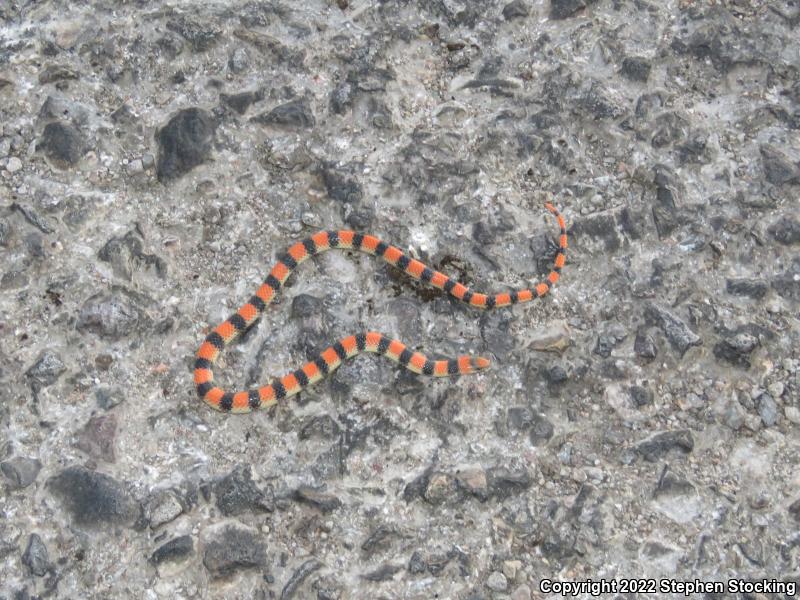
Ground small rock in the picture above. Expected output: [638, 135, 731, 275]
[503, 560, 522, 581]
[228, 46, 251, 74]
[74, 414, 117, 462]
[22, 534, 50, 577]
[156, 108, 217, 182]
[147, 489, 185, 528]
[726, 278, 768, 299]
[150, 535, 193, 565]
[644, 303, 702, 357]
[38, 64, 79, 84]
[487, 467, 532, 499]
[760, 145, 800, 185]
[423, 472, 459, 505]
[47, 466, 141, 528]
[126, 158, 143, 174]
[507, 406, 534, 431]
[213, 464, 274, 516]
[251, 99, 316, 129]
[320, 165, 363, 203]
[455, 465, 488, 501]
[291, 294, 323, 319]
[634, 330, 658, 359]
[545, 364, 568, 384]
[511, 584, 533, 600]
[361, 525, 403, 554]
[0, 457, 42, 489]
[26, 350, 66, 389]
[528, 320, 571, 352]
[785, 406, 800, 425]
[768, 216, 800, 245]
[76, 291, 146, 339]
[502, 0, 529, 20]
[361, 563, 403, 582]
[714, 333, 759, 367]
[756, 393, 778, 427]
[629, 384, 654, 407]
[486, 571, 508, 592]
[529, 414, 555, 446]
[621, 56, 651, 82]
[220, 89, 264, 115]
[203, 525, 266, 579]
[636, 430, 694, 462]
[789, 498, 800, 522]
[281, 558, 323, 599]
[37, 121, 86, 167]
[293, 485, 342, 512]
[550, 0, 594, 19]
[95, 386, 125, 409]
[166, 16, 220, 52]
[408, 550, 426, 574]
[5, 156, 21, 172]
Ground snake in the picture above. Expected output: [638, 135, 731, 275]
[194, 203, 567, 413]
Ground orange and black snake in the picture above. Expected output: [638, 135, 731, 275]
[194, 203, 567, 413]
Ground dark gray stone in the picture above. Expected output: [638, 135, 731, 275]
[320, 165, 363, 203]
[629, 384, 654, 407]
[220, 89, 264, 115]
[213, 464, 274, 516]
[203, 525, 266, 578]
[636, 430, 694, 462]
[25, 350, 65, 388]
[291, 294, 323, 319]
[550, 0, 595, 19]
[760, 145, 800, 185]
[150, 535, 193, 565]
[502, 0, 529, 20]
[0, 457, 42, 489]
[773, 258, 800, 300]
[293, 485, 342, 512]
[714, 332, 759, 367]
[156, 108, 217, 182]
[37, 121, 86, 167]
[529, 414, 555, 446]
[621, 56, 651, 82]
[47, 466, 141, 528]
[280, 558, 322, 599]
[768, 216, 800, 245]
[726, 278, 768, 299]
[487, 467, 532, 499]
[21, 534, 49, 577]
[644, 303, 702, 357]
[252, 99, 315, 128]
[634, 330, 658, 360]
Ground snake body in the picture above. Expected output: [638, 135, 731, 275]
[195, 203, 567, 413]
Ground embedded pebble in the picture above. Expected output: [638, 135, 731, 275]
[5, 156, 22, 172]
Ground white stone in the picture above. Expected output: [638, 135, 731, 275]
[6, 156, 22, 173]
[785, 406, 800, 425]
[486, 571, 508, 592]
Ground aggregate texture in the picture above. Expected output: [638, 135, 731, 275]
[0, 1, 799, 598]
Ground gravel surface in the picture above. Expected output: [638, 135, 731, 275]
[1, 1, 799, 598]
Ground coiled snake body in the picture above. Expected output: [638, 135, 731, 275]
[195, 203, 567, 413]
